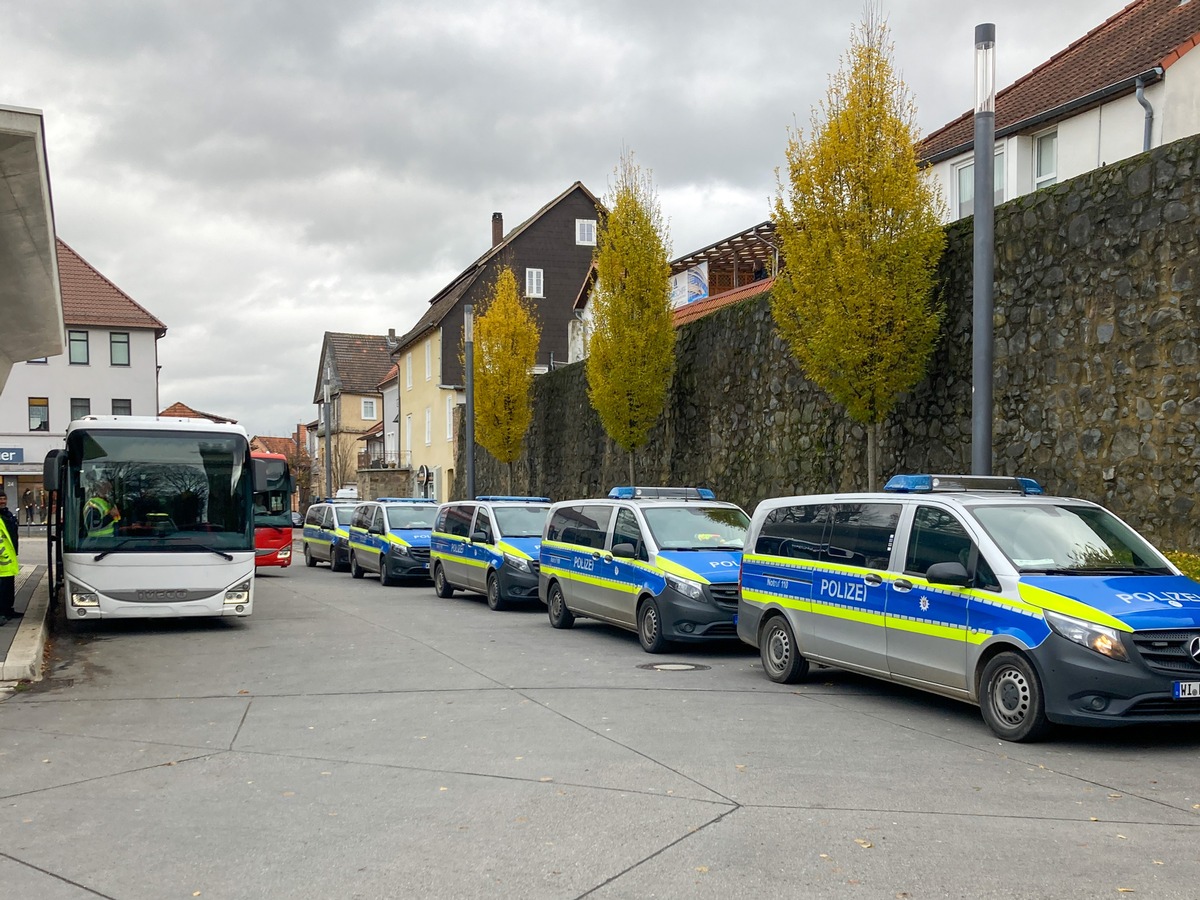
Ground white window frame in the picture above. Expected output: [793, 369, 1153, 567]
[405, 353, 412, 390]
[1034, 129, 1057, 190]
[446, 396, 454, 441]
[362, 398, 377, 420]
[404, 414, 412, 453]
[425, 341, 432, 381]
[953, 147, 1005, 220]
[575, 219, 597, 246]
[525, 267, 544, 298]
[425, 407, 432, 446]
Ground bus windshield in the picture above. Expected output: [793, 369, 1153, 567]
[253, 457, 293, 528]
[64, 428, 253, 554]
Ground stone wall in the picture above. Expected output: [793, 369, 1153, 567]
[460, 135, 1200, 550]
[357, 466, 414, 500]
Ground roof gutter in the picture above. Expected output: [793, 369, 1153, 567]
[924, 66, 1165, 165]
[1135, 69, 1161, 152]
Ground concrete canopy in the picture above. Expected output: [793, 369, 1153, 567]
[0, 105, 64, 391]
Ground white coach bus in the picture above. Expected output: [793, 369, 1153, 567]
[43, 416, 268, 623]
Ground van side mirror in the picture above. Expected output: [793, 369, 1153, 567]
[926, 561, 970, 587]
[43, 450, 63, 491]
[471, 530, 489, 544]
[611, 542, 636, 559]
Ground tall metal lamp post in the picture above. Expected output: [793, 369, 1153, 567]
[972, 23, 996, 476]
[323, 358, 333, 498]
[464, 305, 476, 499]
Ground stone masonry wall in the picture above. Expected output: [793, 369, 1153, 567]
[460, 135, 1200, 550]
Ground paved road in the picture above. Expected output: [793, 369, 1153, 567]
[2, 559, 1200, 899]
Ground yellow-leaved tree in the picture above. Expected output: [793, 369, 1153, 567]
[474, 265, 541, 492]
[772, 8, 945, 488]
[587, 152, 675, 484]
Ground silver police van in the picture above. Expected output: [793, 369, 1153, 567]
[539, 487, 750, 652]
[738, 474, 1200, 741]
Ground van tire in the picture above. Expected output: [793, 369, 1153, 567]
[350, 552, 364, 579]
[379, 555, 397, 587]
[304, 545, 316, 568]
[638, 597, 669, 653]
[332, 547, 349, 573]
[760, 616, 809, 684]
[486, 572, 507, 611]
[433, 563, 455, 598]
[980, 651, 1050, 742]
[547, 581, 574, 629]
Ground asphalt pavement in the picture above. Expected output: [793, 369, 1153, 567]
[2, 547, 1199, 899]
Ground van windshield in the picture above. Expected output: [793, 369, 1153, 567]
[643, 505, 749, 551]
[971, 503, 1171, 574]
[333, 506, 356, 526]
[494, 506, 551, 538]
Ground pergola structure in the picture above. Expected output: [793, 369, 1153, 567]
[668, 220, 779, 297]
[0, 105, 64, 391]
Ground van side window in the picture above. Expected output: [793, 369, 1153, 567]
[474, 508, 493, 543]
[906, 505, 999, 590]
[372, 508, 385, 533]
[757, 504, 831, 560]
[612, 508, 648, 561]
[352, 507, 366, 529]
[305, 507, 322, 527]
[434, 507, 448, 532]
[444, 505, 473, 538]
[822, 503, 899, 570]
[548, 505, 612, 549]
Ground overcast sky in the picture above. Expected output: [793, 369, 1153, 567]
[3, 0, 1130, 438]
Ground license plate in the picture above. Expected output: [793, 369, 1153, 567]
[423, 563, 429, 569]
[1173, 681, 1200, 699]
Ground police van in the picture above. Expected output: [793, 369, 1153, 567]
[301, 498, 358, 571]
[430, 496, 552, 610]
[738, 474, 1200, 741]
[347, 498, 438, 585]
[539, 487, 750, 652]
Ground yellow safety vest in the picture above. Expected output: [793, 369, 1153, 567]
[84, 496, 116, 537]
[0, 516, 17, 576]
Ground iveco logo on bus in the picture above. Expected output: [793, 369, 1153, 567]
[137, 589, 189, 601]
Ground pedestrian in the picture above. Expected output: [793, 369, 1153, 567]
[0, 492, 17, 554]
[83, 480, 122, 537]
[22, 488, 34, 525]
[0, 494, 19, 625]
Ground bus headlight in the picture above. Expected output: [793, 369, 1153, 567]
[503, 553, 531, 573]
[224, 579, 251, 605]
[70, 590, 100, 608]
[277, 548, 291, 559]
[1044, 610, 1129, 662]
[666, 575, 704, 602]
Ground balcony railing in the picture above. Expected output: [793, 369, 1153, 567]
[358, 450, 412, 470]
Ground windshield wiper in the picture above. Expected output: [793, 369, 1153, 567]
[1021, 566, 1161, 576]
[184, 543, 234, 560]
[93, 539, 140, 562]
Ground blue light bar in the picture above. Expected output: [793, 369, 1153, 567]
[607, 486, 717, 501]
[475, 495, 551, 503]
[377, 497, 438, 503]
[883, 474, 1045, 495]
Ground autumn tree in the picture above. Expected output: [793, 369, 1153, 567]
[772, 8, 945, 488]
[474, 265, 541, 492]
[587, 152, 675, 484]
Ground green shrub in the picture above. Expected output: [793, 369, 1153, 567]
[1164, 551, 1200, 581]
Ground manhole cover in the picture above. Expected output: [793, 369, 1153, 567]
[636, 663, 711, 672]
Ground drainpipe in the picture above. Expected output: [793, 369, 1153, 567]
[1135, 71, 1159, 153]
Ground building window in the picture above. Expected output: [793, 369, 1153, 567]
[525, 268, 544, 298]
[425, 407, 432, 446]
[425, 341, 432, 381]
[405, 353, 412, 390]
[404, 414, 412, 453]
[70, 398, 92, 420]
[362, 398, 377, 420]
[1035, 130, 1057, 190]
[28, 397, 49, 431]
[112, 399, 132, 416]
[110, 332, 130, 366]
[68, 330, 89, 365]
[446, 395, 455, 441]
[576, 219, 597, 246]
[26, 358, 47, 364]
[954, 148, 1005, 220]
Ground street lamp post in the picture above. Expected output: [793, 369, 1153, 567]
[972, 23, 996, 476]
[464, 305, 476, 499]
[323, 359, 333, 498]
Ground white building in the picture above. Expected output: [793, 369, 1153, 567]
[923, 0, 1200, 222]
[0, 239, 166, 510]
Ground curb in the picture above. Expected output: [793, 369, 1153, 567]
[0, 569, 48, 683]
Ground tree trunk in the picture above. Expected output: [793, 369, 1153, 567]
[506, 461, 513, 495]
[628, 448, 635, 487]
[866, 421, 879, 492]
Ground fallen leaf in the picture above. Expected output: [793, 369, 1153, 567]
[237, 690, 249, 695]
[282, 791, 295, 798]
[1090, 817, 1099, 822]
[539, 776, 554, 783]
[1153, 861, 1163, 866]
[41, 759, 50, 764]
[1117, 889, 1135, 893]
[320, 772, 331, 776]
[1108, 793, 1122, 800]
[696, 866, 709, 874]
[515, 816, 528, 824]
[735, 764, 746, 771]
[193, 893, 201, 897]
[855, 839, 873, 849]
[820, 854, 830, 860]
[1117, 834, 1127, 840]
[439, 787, 448, 792]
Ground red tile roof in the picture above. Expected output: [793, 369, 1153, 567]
[251, 435, 297, 456]
[57, 239, 167, 336]
[673, 277, 774, 328]
[921, 0, 1200, 160]
[159, 401, 237, 423]
[314, 332, 395, 402]
[376, 363, 399, 390]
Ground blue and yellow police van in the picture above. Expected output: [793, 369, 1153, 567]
[738, 474, 1200, 741]
[301, 498, 358, 572]
[538, 487, 750, 652]
[346, 498, 438, 585]
[430, 497, 552, 610]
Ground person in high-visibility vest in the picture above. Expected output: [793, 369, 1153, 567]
[83, 480, 122, 537]
[0, 497, 19, 624]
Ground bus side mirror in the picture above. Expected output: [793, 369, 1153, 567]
[253, 458, 270, 493]
[43, 450, 63, 491]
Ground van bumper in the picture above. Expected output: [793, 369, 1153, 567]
[659, 586, 739, 642]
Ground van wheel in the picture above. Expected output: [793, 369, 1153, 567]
[760, 616, 809, 684]
[304, 545, 316, 568]
[433, 563, 455, 598]
[332, 547, 349, 573]
[547, 582, 574, 629]
[350, 552, 364, 579]
[980, 651, 1051, 742]
[379, 555, 397, 587]
[486, 572, 507, 611]
[638, 597, 669, 653]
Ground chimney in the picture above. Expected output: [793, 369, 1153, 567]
[492, 212, 503, 247]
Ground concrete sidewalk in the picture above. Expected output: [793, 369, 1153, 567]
[0, 556, 50, 684]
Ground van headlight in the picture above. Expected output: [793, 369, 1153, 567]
[224, 579, 251, 605]
[1044, 610, 1128, 661]
[666, 575, 704, 601]
[389, 543, 411, 558]
[503, 553, 530, 573]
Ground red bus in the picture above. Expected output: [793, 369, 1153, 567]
[251, 451, 294, 568]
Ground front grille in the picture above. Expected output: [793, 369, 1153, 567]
[1131, 630, 1200, 676]
[1123, 697, 1200, 717]
[708, 584, 740, 609]
[530, 560, 540, 575]
[408, 547, 430, 563]
[701, 622, 738, 636]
